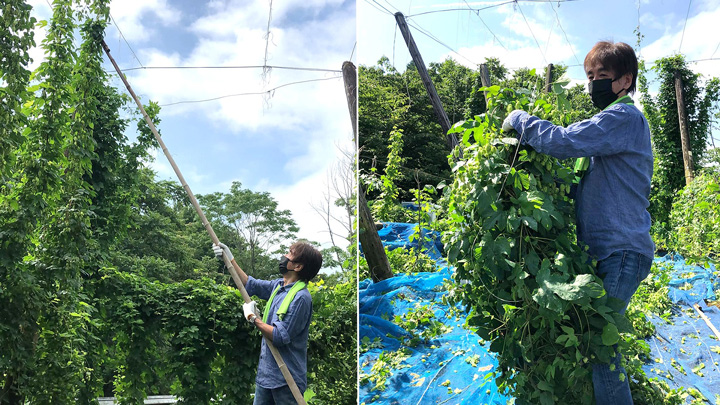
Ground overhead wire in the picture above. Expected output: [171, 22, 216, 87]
[158, 75, 342, 107]
[110, 65, 342, 73]
[710, 41, 720, 60]
[349, 42, 357, 61]
[549, 0, 580, 65]
[365, 0, 395, 16]
[263, 0, 275, 78]
[678, 0, 693, 53]
[407, 20, 479, 65]
[110, 12, 144, 68]
[514, 1, 548, 65]
[461, 0, 508, 50]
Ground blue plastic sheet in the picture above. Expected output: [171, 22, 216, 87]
[360, 222, 720, 403]
[359, 222, 510, 404]
[642, 254, 720, 402]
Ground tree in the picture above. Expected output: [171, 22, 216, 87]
[311, 145, 356, 273]
[199, 182, 299, 280]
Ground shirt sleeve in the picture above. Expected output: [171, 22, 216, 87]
[271, 293, 312, 348]
[245, 276, 278, 301]
[508, 105, 634, 159]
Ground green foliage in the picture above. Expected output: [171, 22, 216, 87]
[638, 56, 720, 241]
[669, 170, 720, 258]
[95, 269, 259, 404]
[306, 278, 357, 404]
[0, 2, 355, 403]
[359, 246, 438, 281]
[359, 57, 594, 209]
[199, 181, 299, 280]
[443, 85, 669, 404]
[362, 127, 414, 223]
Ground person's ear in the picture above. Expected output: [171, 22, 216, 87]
[294, 263, 304, 272]
[621, 72, 633, 91]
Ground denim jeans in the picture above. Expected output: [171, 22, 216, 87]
[253, 384, 298, 405]
[592, 250, 652, 405]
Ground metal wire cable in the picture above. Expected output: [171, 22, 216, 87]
[110, 12, 144, 68]
[110, 65, 342, 73]
[678, 0, 693, 53]
[515, 0, 548, 65]
[549, 0, 580, 65]
[158, 75, 341, 107]
[462, 0, 508, 50]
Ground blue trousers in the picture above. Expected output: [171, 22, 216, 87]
[592, 250, 652, 405]
[252, 384, 298, 405]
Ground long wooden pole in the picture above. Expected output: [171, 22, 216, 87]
[342, 61, 358, 142]
[479, 63, 491, 104]
[101, 40, 306, 405]
[342, 60, 392, 282]
[674, 70, 695, 185]
[394, 12, 458, 151]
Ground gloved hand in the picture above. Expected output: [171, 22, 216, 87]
[243, 301, 261, 323]
[212, 242, 233, 262]
[502, 110, 523, 133]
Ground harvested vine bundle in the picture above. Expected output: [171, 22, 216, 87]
[444, 87, 632, 405]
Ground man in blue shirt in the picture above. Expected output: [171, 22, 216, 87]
[213, 240, 323, 405]
[502, 41, 653, 404]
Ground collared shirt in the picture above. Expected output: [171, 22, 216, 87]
[507, 101, 654, 261]
[245, 276, 312, 392]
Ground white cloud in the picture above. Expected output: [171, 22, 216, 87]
[642, 4, 720, 79]
[108, 0, 182, 42]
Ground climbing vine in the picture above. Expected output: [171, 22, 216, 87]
[638, 55, 720, 246]
[443, 85, 673, 404]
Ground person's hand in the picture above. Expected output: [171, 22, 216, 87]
[212, 242, 233, 262]
[243, 301, 261, 324]
[502, 110, 523, 133]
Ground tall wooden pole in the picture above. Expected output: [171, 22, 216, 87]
[394, 12, 458, 150]
[479, 63, 491, 105]
[358, 186, 393, 282]
[674, 70, 695, 185]
[342, 61, 358, 143]
[102, 40, 306, 405]
[343, 60, 393, 282]
[545, 63, 554, 93]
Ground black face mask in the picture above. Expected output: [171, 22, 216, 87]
[588, 78, 624, 110]
[279, 256, 290, 274]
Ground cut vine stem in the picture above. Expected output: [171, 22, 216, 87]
[101, 39, 307, 405]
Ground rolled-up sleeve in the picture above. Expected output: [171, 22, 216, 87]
[245, 276, 277, 300]
[271, 293, 312, 348]
[509, 105, 633, 159]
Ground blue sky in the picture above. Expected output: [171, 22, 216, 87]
[358, 0, 720, 145]
[28, 0, 357, 250]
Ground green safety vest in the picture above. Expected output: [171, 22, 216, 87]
[262, 281, 307, 323]
[573, 95, 634, 181]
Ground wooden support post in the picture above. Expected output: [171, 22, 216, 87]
[479, 63, 491, 105]
[674, 70, 695, 185]
[342, 61, 358, 143]
[358, 185, 393, 282]
[545, 63, 554, 93]
[102, 40, 306, 405]
[394, 12, 458, 151]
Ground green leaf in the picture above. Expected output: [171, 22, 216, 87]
[601, 323, 620, 346]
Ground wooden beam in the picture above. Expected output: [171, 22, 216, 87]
[674, 70, 695, 185]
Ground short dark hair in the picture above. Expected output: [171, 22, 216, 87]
[584, 41, 638, 94]
[290, 241, 323, 282]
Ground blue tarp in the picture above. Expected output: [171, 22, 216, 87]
[359, 223, 510, 404]
[360, 222, 720, 404]
[641, 255, 720, 403]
